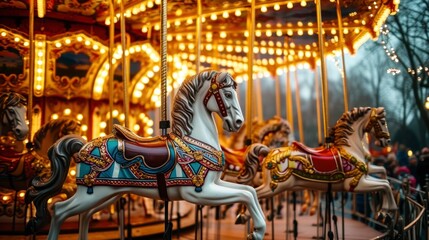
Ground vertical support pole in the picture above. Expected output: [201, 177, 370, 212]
[316, 0, 329, 142]
[119, 2, 132, 239]
[314, 70, 322, 145]
[108, 1, 115, 132]
[245, 1, 255, 146]
[28, 0, 35, 144]
[159, 1, 172, 240]
[286, 67, 294, 133]
[159, 0, 169, 135]
[294, 70, 304, 143]
[336, 0, 349, 112]
[195, 0, 202, 73]
[195, 1, 204, 238]
[256, 76, 263, 121]
[120, 1, 129, 128]
[275, 74, 281, 117]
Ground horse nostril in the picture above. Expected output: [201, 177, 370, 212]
[236, 119, 243, 126]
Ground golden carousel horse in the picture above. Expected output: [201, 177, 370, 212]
[25, 70, 267, 240]
[238, 107, 398, 219]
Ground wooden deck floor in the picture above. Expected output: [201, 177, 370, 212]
[0, 196, 385, 240]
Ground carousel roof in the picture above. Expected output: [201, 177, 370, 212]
[0, 0, 399, 108]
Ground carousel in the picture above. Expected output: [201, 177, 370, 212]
[0, 0, 427, 239]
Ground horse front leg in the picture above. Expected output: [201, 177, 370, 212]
[180, 184, 266, 240]
[310, 190, 319, 216]
[300, 189, 310, 215]
[79, 195, 121, 240]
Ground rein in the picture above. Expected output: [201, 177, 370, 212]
[203, 72, 232, 117]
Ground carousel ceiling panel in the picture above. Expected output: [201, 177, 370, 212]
[0, 0, 399, 102]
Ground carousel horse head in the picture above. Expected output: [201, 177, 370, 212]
[172, 69, 243, 138]
[329, 106, 390, 150]
[0, 92, 28, 141]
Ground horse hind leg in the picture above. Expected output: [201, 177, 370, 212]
[48, 186, 113, 240]
[180, 184, 266, 240]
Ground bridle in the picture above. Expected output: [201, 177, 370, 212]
[364, 108, 390, 139]
[203, 72, 236, 117]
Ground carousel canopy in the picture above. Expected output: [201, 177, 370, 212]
[0, 0, 399, 107]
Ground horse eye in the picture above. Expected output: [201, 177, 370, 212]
[224, 92, 232, 99]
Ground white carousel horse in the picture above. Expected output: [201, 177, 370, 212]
[25, 70, 266, 240]
[0, 92, 28, 141]
[238, 107, 398, 217]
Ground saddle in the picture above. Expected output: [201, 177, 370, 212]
[0, 142, 27, 174]
[113, 124, 173, 172]
[292, 142, 341, 173]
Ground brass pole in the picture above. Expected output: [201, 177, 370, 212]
[315, 69, 322, 145]
[28, 0, 35, 143]
[108, 1, 115, 132]
[196, 0, 202, 72]
[336, 0, 349, 112]
[120, 0, 129, 128]
[275, 74, 281, 116]
[294, 70, 304, 143]
[316, 0, 329, 142]
[245, 1, 255, 145]
[286, 68, 294, 133]
[160, 0, 169, 136]
[256, 76, 263, 121]
[119, 2, 132, 240]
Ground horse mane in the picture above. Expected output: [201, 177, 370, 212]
[0, 92, 27, 111]
[330, 107, 372, 146]
[33, 118, 81, 150]
[171, 69, 236, 137]
[253, 116, 291, 147]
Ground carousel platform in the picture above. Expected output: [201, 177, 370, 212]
[0, 194, 385, 240]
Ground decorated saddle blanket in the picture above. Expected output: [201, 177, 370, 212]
[75, 132, 225, 192]
[266, 142, 367, 184]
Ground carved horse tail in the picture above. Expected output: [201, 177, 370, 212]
[25, 135, 85, 234]
[237, 143, 270, 186]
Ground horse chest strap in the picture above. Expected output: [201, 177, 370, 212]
[156, 173, 169, 201]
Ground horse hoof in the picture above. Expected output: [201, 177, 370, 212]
[235, 214, 249, 224]
[247, 232, 263, 240]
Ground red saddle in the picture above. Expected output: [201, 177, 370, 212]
[292, 142, 341, 173]
[221, 145, 246, 167]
